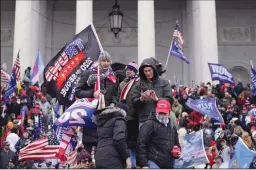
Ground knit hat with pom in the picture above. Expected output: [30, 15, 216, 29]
[126, 60, 138, 73]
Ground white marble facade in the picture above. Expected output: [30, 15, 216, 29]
[1, 0, 256, 86]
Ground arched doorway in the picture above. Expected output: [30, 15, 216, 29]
[230, 66, 250, 85]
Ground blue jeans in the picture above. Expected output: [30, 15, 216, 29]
[129, 149, 136, 168]
[148, 160, 160, 169]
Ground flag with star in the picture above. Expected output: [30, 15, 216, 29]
[18, 134, 60, 161]
[43, 24, 103, 106]
[169, 21, 190, 64]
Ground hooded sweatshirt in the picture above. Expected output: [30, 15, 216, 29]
[132, 58, 173, 122]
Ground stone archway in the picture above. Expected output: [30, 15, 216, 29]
[230, 66, 250, 85]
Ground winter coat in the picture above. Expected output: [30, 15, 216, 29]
[136, 112, 180, 169]
[15, 138, 32, 152]
[75, 69, 117, 107]
[132, 58, 173, 123]
[94, 106, 130, 169]
[0, 150, 17, 168]
[117, 77, 138, 120]
[75, 69, 120, 148]
[117, 77, 139, 149]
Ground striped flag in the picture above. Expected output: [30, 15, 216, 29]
[169, 21, 190, 64]
[56, 127, 76, 160]
[31, 50, 45, 85]
[18, 135, 60, 161]
[95, 64, 105, 110]
[67, 150, 78, 168]
[1, 69, 10, 85]
[13, 50, 21, 81]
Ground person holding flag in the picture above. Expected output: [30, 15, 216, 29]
[75, 51, 117, 153]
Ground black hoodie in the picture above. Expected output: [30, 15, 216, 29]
[93, 106, 130, 169]
[132, 58, 173, 122]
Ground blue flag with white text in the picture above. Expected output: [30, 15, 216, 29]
[54, 98, 97, 128]
[170, 22, 190, 64]
[208, 63, 234, 84]
[251, 62, 256, 96]
[186, 97, 224, 123]
[4, 68, 17, 104]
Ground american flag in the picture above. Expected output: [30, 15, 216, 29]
[169, 21, 190, 64]
[13, 51, 21, 81]
[57, 127, 76, 160]
[1, 69, 10, 85]
[67, 150, 78, 168]
[65, 38, 84, 58]
[18, 135, 60, 161]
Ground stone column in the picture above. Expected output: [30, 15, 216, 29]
[13, 0, 47, 75]
[76, 0, 93, 34]
[187, 0, 219, 85]
[138, 0, 155, 65]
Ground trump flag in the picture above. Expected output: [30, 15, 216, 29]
[54, 98, 97, 129]
[44, 24, 103, 106]
[208, 63, 234, 84]
[186, 97, 224, 123]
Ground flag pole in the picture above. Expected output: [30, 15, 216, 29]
[90, 24, 104, 53]
[164, 21, 179, 79]
[164, 39, 174, 70]
[164, 20, 178, 70]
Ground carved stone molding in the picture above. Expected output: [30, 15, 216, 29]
[218, 26, 254, 45]
[96, 27, 137, 46]
[1, 29, 12, 43]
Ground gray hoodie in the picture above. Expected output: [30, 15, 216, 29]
[132, 58, 173, 122]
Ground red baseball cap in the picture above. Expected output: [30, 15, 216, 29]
[156, 99, 171, 114]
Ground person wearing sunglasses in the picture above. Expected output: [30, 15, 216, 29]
[76, 150, 93, 169]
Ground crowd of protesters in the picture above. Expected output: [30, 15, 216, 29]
[0, 51, 256, 169]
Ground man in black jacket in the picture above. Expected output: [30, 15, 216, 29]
[75, 51, 117, 153]
[136, 99, 180, 169]
[132, 58, 173, 129]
